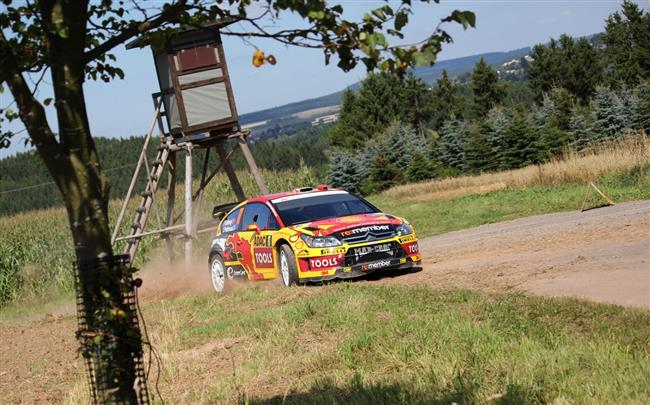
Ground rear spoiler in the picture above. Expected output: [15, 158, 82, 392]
[212, 201, 243, 220]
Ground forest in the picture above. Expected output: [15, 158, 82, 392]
[1, 1, 648, 214]
[326, 1, 650, 194]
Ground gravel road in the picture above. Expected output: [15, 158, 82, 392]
[377, 200, 650, 309]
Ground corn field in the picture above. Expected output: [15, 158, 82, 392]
[0, 165, 320, 306]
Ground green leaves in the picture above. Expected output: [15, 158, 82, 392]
[444, 10, 476, 30]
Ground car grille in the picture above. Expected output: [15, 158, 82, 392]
[339, 226, 396, 244]
[343, 241, 405, 266]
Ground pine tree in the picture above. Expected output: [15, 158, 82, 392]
[406, 151, 436, 181]
[381, 122, 429, 171]
[328, 90, 368, 149]
[569, 109, 599, 150]
[485, 107, 512, 169]
[464, 123, 493, 173]
[439, 118, 468, 170]
[593, 86, 625, 139]
[371, 151, 402, 191]
[471, 58, 505, 118]
[430, 69, 463, 130]
[636, 80, 650, 133]
[618, 86, 640, 132]
[327, 150, 362, 193]
[500, 111, 539, 169]
[603, 1, 650, 87]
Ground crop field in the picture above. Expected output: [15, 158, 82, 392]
[1, 137, 649, 309]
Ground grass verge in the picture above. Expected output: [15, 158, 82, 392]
[119, 284, 650, 404]
[371, 162, 650, 238]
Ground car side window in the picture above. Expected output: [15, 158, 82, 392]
[221, 208, 241, 234]
[241, 203, 277, 230]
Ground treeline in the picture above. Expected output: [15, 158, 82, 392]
[0, 126, 328, 215]
[327, 0, 650, 194]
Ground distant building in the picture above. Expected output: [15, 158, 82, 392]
[311, 113, 339, 126]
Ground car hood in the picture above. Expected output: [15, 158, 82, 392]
[290, 213, 402, 236]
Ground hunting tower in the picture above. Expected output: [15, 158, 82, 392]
[113, 20, 268, 266]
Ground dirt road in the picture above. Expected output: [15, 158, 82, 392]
[378, 200, 650, 309]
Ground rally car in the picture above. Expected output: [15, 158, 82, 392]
[208, 185, 420, 292]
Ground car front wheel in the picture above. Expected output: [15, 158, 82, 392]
[278, 244, 299, 287]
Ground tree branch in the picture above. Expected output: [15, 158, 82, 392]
[0, 31, 62, 173]
[84, 0, 188, 63]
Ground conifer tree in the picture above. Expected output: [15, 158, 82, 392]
[382, 123, 429, 171]
[636, 80, 650, 132]
[569, 109, 599, 150]
[603, 1, 650, 87]
[500, 111, 539, 169]
[327, 151, 362, 193]
[464, 123, 493, 173]
[593, 86, 625, 139]
[618, 87, 640, 132]
[471, 58, 505, 118]
[485, 107, 512, 169]
[439, 118, 468, 170]
[407, 151, 436, 181]
[430, 69, 463, 129]
[371, 147, 402, 191]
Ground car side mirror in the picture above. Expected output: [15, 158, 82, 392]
[212, 207, 226, 220]
[247, 223, 261, 234]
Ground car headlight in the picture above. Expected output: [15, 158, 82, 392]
[396, 223, 413, 236]
[300, 234, 341, 248]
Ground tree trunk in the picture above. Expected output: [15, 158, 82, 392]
[1, 3, 145, 402]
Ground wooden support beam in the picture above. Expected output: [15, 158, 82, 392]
[216, 141, 246, 201]
[184, 145, 193, 269]
[237, 135, 269, 195]
[115, 224, 185, 241]
[165, 153, 176, 262]
[194, 147, 211, 228]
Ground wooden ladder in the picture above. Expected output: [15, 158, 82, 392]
[117, 140, 173, 261]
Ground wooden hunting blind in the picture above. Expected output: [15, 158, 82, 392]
[116, 21, 268, 266]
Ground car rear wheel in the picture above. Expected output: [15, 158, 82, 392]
[210, 255, 226, 292]
[278, 244, 298, 287]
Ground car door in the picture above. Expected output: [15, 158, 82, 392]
[238, 202, 278, 279]
[220, 207, 243, 266]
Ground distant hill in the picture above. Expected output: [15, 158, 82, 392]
[239, 46, 532, 134]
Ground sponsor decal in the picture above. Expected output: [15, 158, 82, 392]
[319, 247, 346, 255]
[403, 242, 419, 255]
[343, 266, 352, 273]
[361, 260, 392, 271]
[340, 224, 391, 237]
[337, 216, 362, 223]
[398, 235, 417, 244]
[222, 219, 237, 233]
[309, 255, 341, 270]
[352, 243, 392, 259]
[289, 234, 299, 242]
[400, 258, 407, 264]
[254, 247, 274, 268]
[252, 234, 272, 247]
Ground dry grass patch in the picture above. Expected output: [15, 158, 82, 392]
[384, 136, 650, 201]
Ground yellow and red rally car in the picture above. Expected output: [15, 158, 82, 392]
[208, 186, 420, 292]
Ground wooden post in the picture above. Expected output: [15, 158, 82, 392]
[216, 142, 246, 201]
[165, 153, 176, 262]
[237, 135, 269, 195]
[194, 148, 210, 228]
[184, 145, 193, 269]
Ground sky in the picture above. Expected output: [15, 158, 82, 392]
[0, 0, 637, 158]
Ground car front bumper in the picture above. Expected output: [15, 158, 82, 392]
[298, 255, 421, 283]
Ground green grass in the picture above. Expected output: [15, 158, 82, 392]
[370, 164, 650, 238]
[142, 284, 650, 404]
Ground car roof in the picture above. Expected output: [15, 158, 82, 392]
[246, 186, 344, 205]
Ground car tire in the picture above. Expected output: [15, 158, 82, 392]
[209, 254, 227, 293]
[278, 244, 299, 287]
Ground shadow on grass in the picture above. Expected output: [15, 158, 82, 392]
[242, 373, 543, 405]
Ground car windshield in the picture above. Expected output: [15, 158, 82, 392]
[271, 191, 378, 226]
